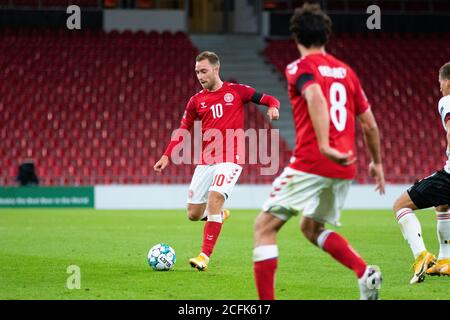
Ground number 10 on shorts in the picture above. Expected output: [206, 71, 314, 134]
[212, 174, 225, 186]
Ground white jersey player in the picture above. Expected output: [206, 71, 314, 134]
[393, 61, 450, 282]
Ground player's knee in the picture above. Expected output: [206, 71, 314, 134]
[300, 224, 316, 243]
[300, 219, 321, 244]
[254, 213, 274, 239]
[393, 197, 404, 213]
[436, 204, 449, 213]
[254, 215, 264, 234]
[187, 212, 200, 221]
[187, 207, 202, 221]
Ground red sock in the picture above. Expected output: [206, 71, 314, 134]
[201, 221, 222, 257]
[254, 258, 277, 300]
[322, 231, 367, 278]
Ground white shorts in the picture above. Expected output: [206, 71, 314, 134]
[187, 163, 243, 204]
[262, 167, 351, 226]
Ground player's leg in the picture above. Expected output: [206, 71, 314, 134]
[427, 204, 450, 276]
[393, 181, 437, 283]
[253, 211, 286, 300]
[302, 179, 381, 299]
[393, 191, 427, 258]
[186, 165, 213, 222]
[301, 215, 366, 283]
[253, 167, 310, 300]
[187, 203, 206, 221]
[189, 163, 242, 270]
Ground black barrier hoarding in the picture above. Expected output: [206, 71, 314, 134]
[0, 9, 102, 29]
[270, 12, 450, 36]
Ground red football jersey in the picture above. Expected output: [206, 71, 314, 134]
[285, 52, 370, 179]
[164, 82, 257, 165]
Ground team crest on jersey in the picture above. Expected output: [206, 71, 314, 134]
[224, 93, 234, 103]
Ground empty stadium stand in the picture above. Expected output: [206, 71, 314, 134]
[0, 28, 291, 185]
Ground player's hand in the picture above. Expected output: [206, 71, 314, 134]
[320, 147, 356, 166]
[153, 155, 169, 172]
[267, 107, 279, 121]
[369, 161, 385, 195]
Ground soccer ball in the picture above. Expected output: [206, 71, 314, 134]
[147, 243, 176, 271]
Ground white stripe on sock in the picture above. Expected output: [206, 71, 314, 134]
[253, 245, 278, 262]
[317, 230, 333, 249]
[207, 214, 223, 223]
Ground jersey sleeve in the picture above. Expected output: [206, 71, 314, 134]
[180, 96, 197, 128]
[286, 60, 318, 95]
[439, 95, 450, 125]
[163, 96, 197, 157]
[352, 71, 371, 115]
[231, 83, 256, 103]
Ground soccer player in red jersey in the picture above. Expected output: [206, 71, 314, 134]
[154, 51, 280, 271]
[253, 4, 385, 300]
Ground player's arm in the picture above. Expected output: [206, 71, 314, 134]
[154, 99, 197, 172]
[235, 84, 280, 121]
[250, 92, 280, 121]
[304, 83, 355, 166]
[357, 109, 385, 194]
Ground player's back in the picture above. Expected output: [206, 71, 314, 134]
[286, 52, 370, 180]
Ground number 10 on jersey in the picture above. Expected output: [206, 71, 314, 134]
[210, 103, 223, 119]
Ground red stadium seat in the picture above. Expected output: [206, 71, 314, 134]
[0, 29, 290, 185]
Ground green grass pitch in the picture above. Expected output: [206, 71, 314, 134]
[0, 208, 449, 300]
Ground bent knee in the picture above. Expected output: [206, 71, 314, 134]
[300, 225, 317, 243]
[436, 204, 449, 213]
[187, 207, 202, 221]
[300, 219, 323, 244]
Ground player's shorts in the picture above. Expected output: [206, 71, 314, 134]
[262, 167, 352, 226]
[187, 162, 243, 204]
[407, 169, 450, 209]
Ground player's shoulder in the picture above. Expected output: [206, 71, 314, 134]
[187, 90, 205, 105]
[439, 95, 450, 107]
[285, 58, 312, 76]
[193, 88, 209, 98]
[439, 95, 450, 113]
[226, 82, 254, 95]
[325, 54, 364, 87]
[227, 82, 252, 89]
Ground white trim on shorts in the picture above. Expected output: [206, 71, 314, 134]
[262, 167, 351, 226]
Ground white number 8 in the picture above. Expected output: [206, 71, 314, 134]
[329, 82, 347, 132]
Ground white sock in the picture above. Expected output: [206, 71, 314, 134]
[253, 245, 278, 262]
[436, 211, 450, 259]
[201, 210, 208, 220]
[396, 208, 426, 258]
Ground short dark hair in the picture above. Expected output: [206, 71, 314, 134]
[289, 3, 332, 48]
[439, 62, 450, 80]
[196, 51, 220, 67]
